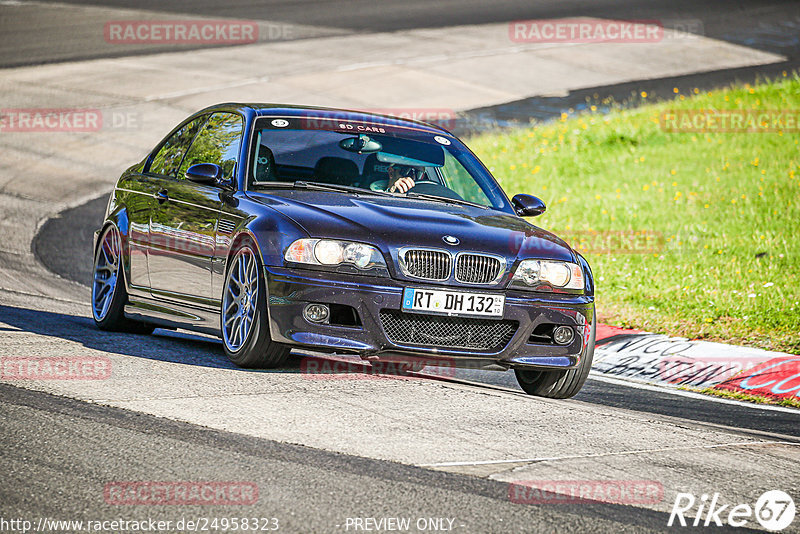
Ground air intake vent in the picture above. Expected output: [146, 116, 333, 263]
[455, 254, 503, 284]
[400, 249, 451, 281]
[217, 219, 236, 235]
[380, 310, 517, 352]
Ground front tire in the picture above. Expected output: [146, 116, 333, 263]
[515, 307, 596, 399]
[222, 240, 289, 368]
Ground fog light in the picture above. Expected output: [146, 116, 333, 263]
[553, 325, 574, 345]
[304, 304, 330, 324]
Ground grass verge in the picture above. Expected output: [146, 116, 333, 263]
[468, 73, 800, 354]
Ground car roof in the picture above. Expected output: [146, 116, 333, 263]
[197, 103, 453, 136]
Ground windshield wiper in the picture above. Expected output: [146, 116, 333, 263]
[255, 181, 393, 197]
[296, 181, 393, 196]
[404, 192, 490, 209]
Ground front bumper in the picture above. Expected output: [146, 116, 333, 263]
[265, 266, 594, 370]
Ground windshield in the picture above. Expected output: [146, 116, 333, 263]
[248, 116, 510, 211]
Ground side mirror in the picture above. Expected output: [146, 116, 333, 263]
[185, 163, 222, 185]
[512, 194, 546, 217]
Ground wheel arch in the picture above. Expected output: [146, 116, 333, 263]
[95, 203, 132, 292]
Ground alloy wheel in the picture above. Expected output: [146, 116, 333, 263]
[92, 226, 121, 321]
[223, 246, 259, 352]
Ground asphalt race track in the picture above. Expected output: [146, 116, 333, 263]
[5, 0, 800, 67]
[33, 195, 800, 439]
[3, 0, 800, 532]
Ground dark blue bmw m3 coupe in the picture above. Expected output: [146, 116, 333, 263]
[92, 104, 595, 398]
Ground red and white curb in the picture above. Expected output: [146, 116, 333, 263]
[593, 324, 800, 402]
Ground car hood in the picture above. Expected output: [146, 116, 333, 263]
[247, 190, 576, 263]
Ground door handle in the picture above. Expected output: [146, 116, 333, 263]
[154, 189, 169, 203]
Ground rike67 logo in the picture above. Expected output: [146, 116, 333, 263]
[669, 490, 795, 531]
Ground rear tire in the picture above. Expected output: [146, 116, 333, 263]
[515, 306, 595, 399]
[91, 224, 154, 335]
[222, 239, 289, 368]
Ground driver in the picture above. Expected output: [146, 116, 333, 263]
[386, 163, 423, 193]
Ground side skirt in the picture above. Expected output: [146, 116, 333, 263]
[124, 296, 220, 337]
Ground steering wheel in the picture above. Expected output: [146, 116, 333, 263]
[408, 180, 465, 201]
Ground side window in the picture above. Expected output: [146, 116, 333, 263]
[178, 113, 244, 182]
[442, 151, 491, 205]
[147, 116, 207, 177]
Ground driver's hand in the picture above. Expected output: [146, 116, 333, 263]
[387, 176, 415, 193]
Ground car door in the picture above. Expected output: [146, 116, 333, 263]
[130, 114, 208, 294]
[147, 112, 244, 306]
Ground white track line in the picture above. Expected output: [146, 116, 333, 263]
[420, 440, 798, 468]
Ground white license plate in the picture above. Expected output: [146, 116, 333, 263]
[402, 288, 504, 317]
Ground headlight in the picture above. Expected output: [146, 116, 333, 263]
[285, 239, 386, 271]
[511, 259, 584, 290]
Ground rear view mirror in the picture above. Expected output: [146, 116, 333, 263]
[339, 134, 382, 153]
[186, 163, 222, 185]
[512, 194, 546, 217]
